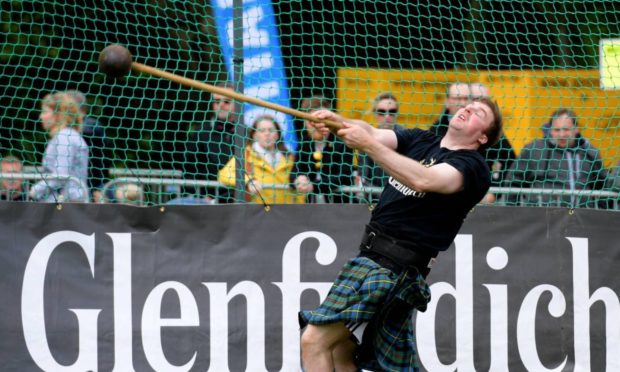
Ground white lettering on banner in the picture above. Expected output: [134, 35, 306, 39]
[203, 281, 268, 371]
[484, 246, 509, 371]
[21, 231, 100, 371]
[226, 6, 268, 48]
[110, 233, 135, 372]
[518, 284, 567, 371]
[244, 52, 274, 74]
[274, 231, 337, 371]
[416, 234, 475, 371]
[19, 231, 620, 371]
[569, 237, 620, 371]
[417, 236, 620, 371]
[20, 230, 335, 371]
[142, 282, 199, 372]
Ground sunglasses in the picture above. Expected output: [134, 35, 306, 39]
[375, 108, 398, 116]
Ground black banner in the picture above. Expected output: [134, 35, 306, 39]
[0, 203, 618, 371]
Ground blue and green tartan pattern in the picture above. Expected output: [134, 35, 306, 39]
[299, 256, 431, 371]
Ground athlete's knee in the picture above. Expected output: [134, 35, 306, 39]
[301, 325, 323, 353]
[302, 323, 347, 354]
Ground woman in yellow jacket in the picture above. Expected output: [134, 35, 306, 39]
[218, 115, 306, 204]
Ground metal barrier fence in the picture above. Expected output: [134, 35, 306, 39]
[101, 176, 296, 205]
[3, 169, 617, 209]
[104, 175, 619, 209]
[340, 185, 619, 209]
[0, 172, 90, 203]
[102, 177, 223, 205]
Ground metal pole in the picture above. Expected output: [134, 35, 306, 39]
[233, 0, 246, 202]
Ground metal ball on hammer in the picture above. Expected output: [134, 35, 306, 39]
[98, 44, 133, 79]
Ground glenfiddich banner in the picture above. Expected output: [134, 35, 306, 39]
[0, 202, 618, 371]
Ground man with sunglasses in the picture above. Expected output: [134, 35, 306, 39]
[358, 92, 403, 191]
[373, 92, 400, 130]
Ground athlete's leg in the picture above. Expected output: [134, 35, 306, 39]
[301, 322, 351, 372]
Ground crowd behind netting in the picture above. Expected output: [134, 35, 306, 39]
[1, 83, 618, 209]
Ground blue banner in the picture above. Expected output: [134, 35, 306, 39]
[211, 0, 296, 150]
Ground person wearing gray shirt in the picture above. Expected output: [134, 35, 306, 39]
[30, 92, 89, 202]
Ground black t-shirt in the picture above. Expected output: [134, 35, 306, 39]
[369, 128, 490, 252]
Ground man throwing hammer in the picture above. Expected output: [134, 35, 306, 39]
[299, 97, 503, 371]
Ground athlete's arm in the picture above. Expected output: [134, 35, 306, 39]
[362, 137, 463, 194]
[309, 110, 463, 194]
[310, 110, 398, 149]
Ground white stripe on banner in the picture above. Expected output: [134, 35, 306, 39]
[211, 0, 296, 151]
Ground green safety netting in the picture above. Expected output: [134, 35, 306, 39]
[1, 1, 619, 207]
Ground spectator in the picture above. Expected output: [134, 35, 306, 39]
[0, 155, 28, 201]
[541, 106, 592, 146]
[29, 92, 89, 203]
[468, 83, 516, 203]
[504, 108, 609, 208]
[290, 94, 354, 203]
[113, 183, 144, 205]
[357, 92, 403, 189]
[429, 82, 470, 137]
[184, 82, 245, 202]
[66, 90, 113, 203]
[218, 115, 304, 204]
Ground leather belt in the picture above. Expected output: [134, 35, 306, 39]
[359, 225, 437, 278]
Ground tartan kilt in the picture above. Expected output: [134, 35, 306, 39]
[299, 255, 431, 371]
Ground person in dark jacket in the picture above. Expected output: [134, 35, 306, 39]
[504, 108, 609, 208]
[184, 82, 246, 202]
[290, 95, 354, 203]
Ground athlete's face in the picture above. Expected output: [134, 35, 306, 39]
[449, 101, 493, 147]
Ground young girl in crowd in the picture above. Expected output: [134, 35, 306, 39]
[29, 92, 89, 202]
[218, 115, 304, 204]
